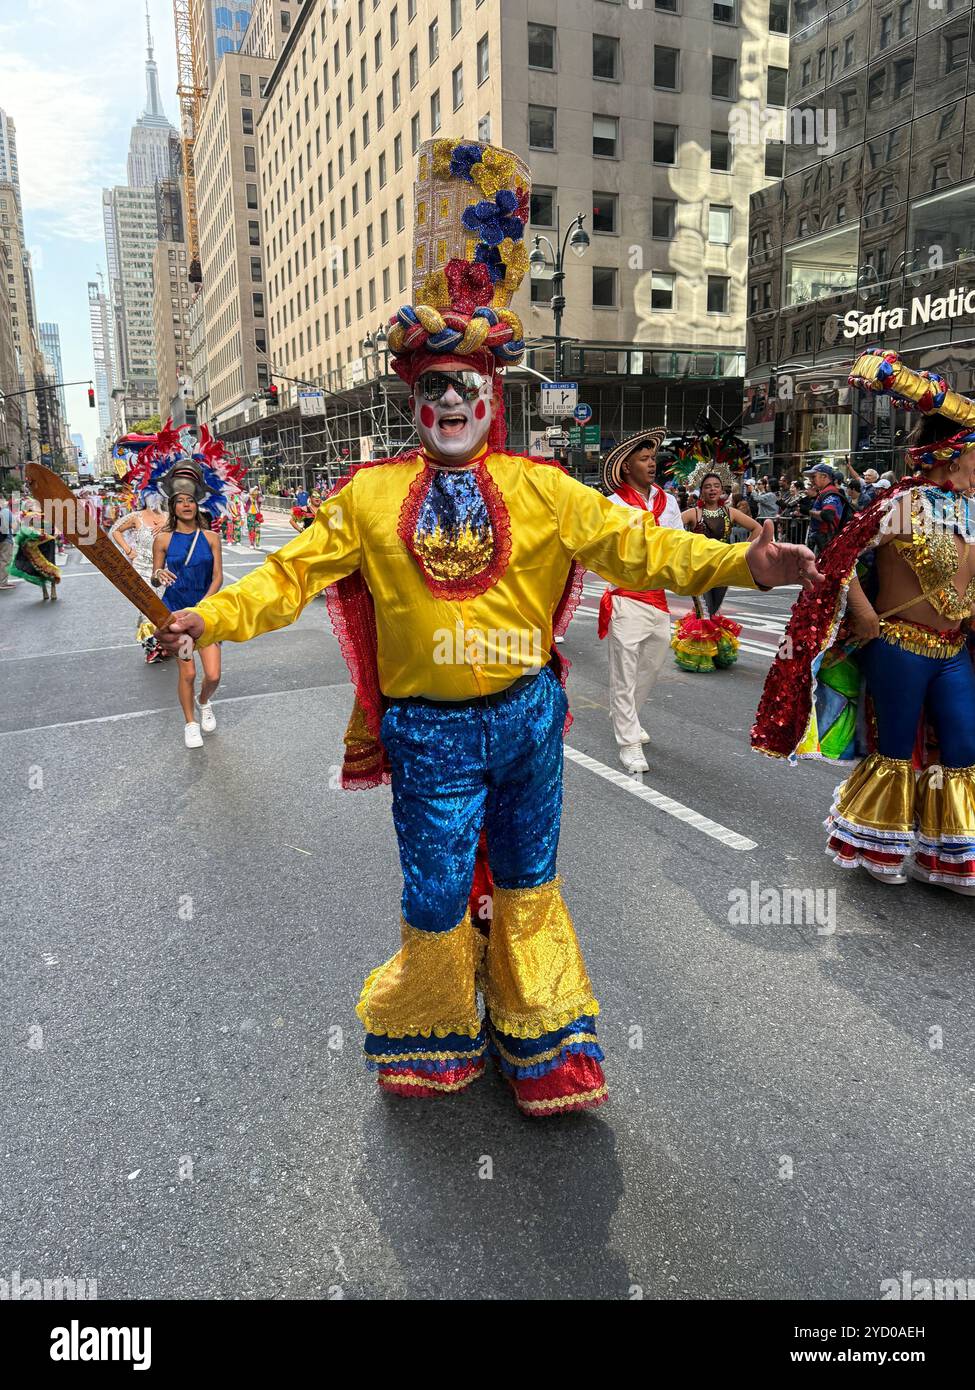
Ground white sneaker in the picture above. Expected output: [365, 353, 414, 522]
[910, 860, 975, 895]
[638, 727, 650, 743]
[197, 700, 217, 734]
[554, 634, 565, 645]
[863, 861, 907, 886]
[184, 721, 204, 749]
[620, 744, 649, 774]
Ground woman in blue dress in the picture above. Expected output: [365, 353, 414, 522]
[152, 465, 224, 748]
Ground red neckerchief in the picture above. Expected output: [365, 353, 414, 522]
[598, 483, 669, 638]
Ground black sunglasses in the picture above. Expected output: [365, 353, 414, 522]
[415, 371, 488, 403]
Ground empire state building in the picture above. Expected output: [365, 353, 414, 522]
[126, 6, 177, 190]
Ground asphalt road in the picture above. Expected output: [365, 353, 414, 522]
[2, 520, 973, 1301]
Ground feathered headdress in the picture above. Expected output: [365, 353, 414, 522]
[123, 420, 245, 518]
[666, 423, 750, 492]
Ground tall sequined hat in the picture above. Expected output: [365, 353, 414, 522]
[387, 137, 530, 385]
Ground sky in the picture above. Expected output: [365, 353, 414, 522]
[0, 0, 180, 459]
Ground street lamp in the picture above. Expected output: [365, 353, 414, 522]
[528, 211, 589, 381]
[362, 324, 388, 356]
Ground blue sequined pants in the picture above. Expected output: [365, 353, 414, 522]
[381, 665, 567, 927]
[358, 666, 604, 1088]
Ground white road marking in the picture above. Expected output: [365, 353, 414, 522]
[5, 675, 756, 852]
[0, 682, 347, 737]
[0, 620, 318, 663]
[36, 561, 266, 580]
[563, 744, 758, 851]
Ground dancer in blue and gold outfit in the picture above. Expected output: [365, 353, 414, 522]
[160, 139, 818, 1115]
[755, 350, 975, 895]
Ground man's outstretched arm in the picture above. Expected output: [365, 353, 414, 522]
[157, 490, 361, 651]
[542, 471, 821, 595]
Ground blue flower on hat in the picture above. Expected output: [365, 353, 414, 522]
[461, 190, 525, 247]
[474, 243, 506, 285]
[450, 143, 483, 182]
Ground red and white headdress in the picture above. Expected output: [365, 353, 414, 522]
[121, 420, 246, 518]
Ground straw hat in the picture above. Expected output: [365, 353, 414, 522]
[600, 429, 667, 494]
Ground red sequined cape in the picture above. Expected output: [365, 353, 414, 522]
[751, 478, 920, 760]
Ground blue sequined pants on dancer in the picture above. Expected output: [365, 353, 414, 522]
[355, 665, 607, 1111]
[828, 624, 975, 885]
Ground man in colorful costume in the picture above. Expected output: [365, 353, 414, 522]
[753, 350, 975, 895]
[160, 139, 819, 1114]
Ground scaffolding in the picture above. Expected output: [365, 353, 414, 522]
[173, 0, 206, 282]
[216, 344, 743, 493]
[219, 374, 419, 495]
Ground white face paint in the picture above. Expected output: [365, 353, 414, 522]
[411, 372, 495, 465]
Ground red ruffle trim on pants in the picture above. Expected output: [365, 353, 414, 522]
[504, 1052, 608, 1117]
[376, 1059, 485, 1098]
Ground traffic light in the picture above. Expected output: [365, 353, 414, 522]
[87, 386, 95, 408]
[268, 382, 278, 402]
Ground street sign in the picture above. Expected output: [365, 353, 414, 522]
[546, 426, 570, 449]
[539, 382, 578, 419]
[298, 390, 325, 417]
[568, 426, 582, 448]
[573, 402, 592, 423]
[583, 423, 600, 450]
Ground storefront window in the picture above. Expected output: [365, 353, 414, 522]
[909, 181, 975, 267]
[783, 224, 858, 305]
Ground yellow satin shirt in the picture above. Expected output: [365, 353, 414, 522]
[193, 451, 757, 699]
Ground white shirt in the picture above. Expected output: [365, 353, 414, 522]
[608, 485, 684, 531]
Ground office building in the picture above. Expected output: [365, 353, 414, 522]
[218, 0, 788, 484]
[152, 239, 194, 419]
[194, 47, 275, 430]
[744, 0, 975, 475]
[128, 11, 180, 190]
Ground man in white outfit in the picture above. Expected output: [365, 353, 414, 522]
[597, 430, 683, 774]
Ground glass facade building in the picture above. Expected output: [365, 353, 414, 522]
[745, 0, 975, 477]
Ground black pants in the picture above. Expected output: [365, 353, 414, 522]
[702, 587, 727, 617]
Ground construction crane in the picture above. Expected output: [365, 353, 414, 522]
[173, 0, 207, 285]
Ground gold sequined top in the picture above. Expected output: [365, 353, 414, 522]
[891, 487, 975, 621]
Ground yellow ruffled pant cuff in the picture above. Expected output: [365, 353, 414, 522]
[356, 911, 485, 1039]
[832, 753, 916, 834]
[916, 764, 975, 842]
[480, 878, 599, 1039]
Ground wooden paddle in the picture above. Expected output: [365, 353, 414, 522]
[24, 462, 174, 631]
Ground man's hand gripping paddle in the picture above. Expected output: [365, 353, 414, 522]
[25, 463, 179, 643]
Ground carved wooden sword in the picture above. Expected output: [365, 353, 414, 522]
[25, 462, 175, 632]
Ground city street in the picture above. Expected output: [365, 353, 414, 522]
[2, 518, 973, 1301]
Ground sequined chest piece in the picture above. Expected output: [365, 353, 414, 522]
[399, 461, 512, 599]
[898, 488, 975, 621]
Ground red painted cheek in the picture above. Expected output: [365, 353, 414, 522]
[419, 404, 436, 428]
[474, 400, 486, 421]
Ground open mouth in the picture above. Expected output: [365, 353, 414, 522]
[437, 413, 468, 438]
